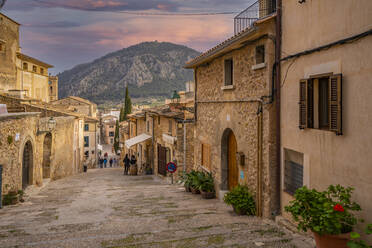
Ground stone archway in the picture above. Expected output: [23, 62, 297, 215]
[42, 133, 52, 179]
[22, 140, 33, 189]
[221, 128, 239, 191]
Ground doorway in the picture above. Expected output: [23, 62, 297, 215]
[22, 141, 33, 189]
[157, 144, 167, 176]
[221, 129, 238, 190]
[42, 133, 52, 179]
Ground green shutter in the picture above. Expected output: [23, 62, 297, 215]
[299, 79, 308, 129]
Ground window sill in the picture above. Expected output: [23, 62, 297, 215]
[221, 85, 235, 90]
[252, 63, 266, 70]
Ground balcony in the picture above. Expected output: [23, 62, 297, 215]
[234, 0, 276, 35]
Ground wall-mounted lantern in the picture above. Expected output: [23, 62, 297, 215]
[37, 117, 56, 135]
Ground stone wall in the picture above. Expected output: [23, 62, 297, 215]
[193, 19, 278, 218]
[0, 113, 41, 194]
[176, 122, 195, 175]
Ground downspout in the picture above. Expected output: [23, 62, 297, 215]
[275, 0, 282, 214]
[256, 101, 263, 217]
[152, 116, 155, 171]
[183, 121, 186, 173]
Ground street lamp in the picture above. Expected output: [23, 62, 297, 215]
[37, 117, 56, 135]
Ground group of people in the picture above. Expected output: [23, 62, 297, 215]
[98, 154, 118, 168]
[123, 154, 136, 175]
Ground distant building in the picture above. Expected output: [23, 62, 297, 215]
[0, 13, 57, 103]
[48, 76, 58, 102]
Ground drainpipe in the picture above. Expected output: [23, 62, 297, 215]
[275, 0, 282, 214]
[152, 116, 155, 171]
[256, 101, 263, 217]
[183, 121, 186, 173]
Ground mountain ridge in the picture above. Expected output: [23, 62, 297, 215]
[58, 41, 200, 104]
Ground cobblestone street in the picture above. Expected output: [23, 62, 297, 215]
[0, 169, 313, 248]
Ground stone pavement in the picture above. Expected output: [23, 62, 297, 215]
[0, 169, 314, 248]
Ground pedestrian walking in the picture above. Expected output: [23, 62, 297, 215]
[109, 158, 113, 167]
[113, 158, 117, 167]
[103, 158, 107, 168]
[99, 157, 103, 168]
[123, 154, 130, 175]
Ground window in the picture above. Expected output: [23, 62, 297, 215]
[33, 65, 37, 72]
[50, 86, 53, 94]
[40, 68, 44, 74]
[84, 124, 89, 131]
[109, 125, 114, 128]
[284, 161, 303, 195]
[23, 63, 28, 70]
[255, 45, 265, 64]
[85, 151, 89, 158]
[201, 143, 211, 171]
[91, 150, 95, 154]
[299, 74, 342, 135]
[109, 132, 114, 137]
[168, 120, 172, 134]
[84, 136, 89, 147]
[224, 59, 233, 86]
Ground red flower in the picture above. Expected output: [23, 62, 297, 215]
[334, 204, 345, 212]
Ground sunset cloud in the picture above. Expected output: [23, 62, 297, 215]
[2, 0, 255, 73]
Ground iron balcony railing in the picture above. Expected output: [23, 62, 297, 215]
[234, 0, 277, 35]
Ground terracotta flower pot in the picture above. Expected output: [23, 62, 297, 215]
[190, 187, 200, 194]
[313, 232, 350, 248]
[185, 186, 191, 192]
[201, 190, 216, 199]
[232, 206, 247, 215]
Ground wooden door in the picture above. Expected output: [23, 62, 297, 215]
[157, 144, 167, 176]
[22, 141, 33, 189]
[228, 132, 238, 190]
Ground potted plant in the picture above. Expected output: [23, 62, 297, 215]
[347, 224, 372, 248]
[189, 170, 203, 194]
[179, 171, 192, 192]
[198, 172, 215, 199]
[285, 185, 362, 248]
[223, 185, 256, 215]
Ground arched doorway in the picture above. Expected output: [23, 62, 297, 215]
[221, 129, 239, 191]
[42, 133, 52, 179]
[22, 141, 33, 189]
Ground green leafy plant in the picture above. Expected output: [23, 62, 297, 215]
[198, 172, 215, 193]
[348, 224, 372, 248]
[285, 185, 362, 235]
[223, 185, 256, 215]
[7, 135, 13, 144]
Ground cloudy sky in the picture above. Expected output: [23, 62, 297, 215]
[2, 0, 255, 74]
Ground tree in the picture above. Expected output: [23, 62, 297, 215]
[113, 120, 120, 154]
[122, 86, 132, 121]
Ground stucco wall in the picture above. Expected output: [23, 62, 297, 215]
[280, 0, 372, 239]
[0, 14, 19, 92]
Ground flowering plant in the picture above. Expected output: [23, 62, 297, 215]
[285, 185, 362, 235]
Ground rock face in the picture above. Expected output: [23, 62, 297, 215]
[58, 42, 200, 104]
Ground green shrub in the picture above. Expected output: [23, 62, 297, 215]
[198, 172, 215, 193]
[223, 185, 256, 215]
[348, 224, 372, 248]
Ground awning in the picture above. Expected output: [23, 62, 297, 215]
[162, 133, 177, 145]
[125, 133, 152, 149]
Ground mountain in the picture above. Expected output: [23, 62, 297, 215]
[57, 42, 200, 104]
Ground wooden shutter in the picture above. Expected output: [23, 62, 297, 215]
[329, 74, 342, 135]
[202, 143, 211, 171]
[299, 79, 308, 129]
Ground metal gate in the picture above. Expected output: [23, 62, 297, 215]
[157, 144, 167, 176]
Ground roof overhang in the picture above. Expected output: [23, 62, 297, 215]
[125, 133, 152, 149]
[17, 53, 53, 68]
[184, 13, 276, 69]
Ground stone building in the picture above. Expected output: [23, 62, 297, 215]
[50, 96, 97, 118]
[185, 5, 278, 217]
[0, 13, 19, 93]
[48, 76, 58, 102]
[279, 0, 372, 235]
[0, 12, 57, 103]
[0, 106, 83, 196]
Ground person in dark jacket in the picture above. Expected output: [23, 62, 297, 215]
[109, 158, 113, 167]
[123, 154, 130, 175]
[99, 157, 103, 168]
[130, 155, 137, 167]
